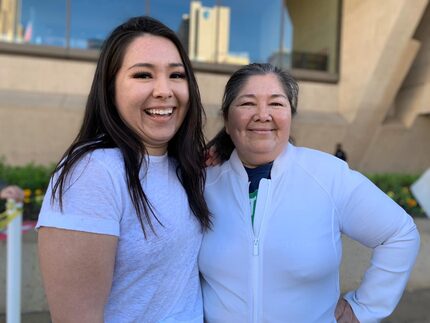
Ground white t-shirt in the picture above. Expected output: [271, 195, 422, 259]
[37, 149, 203, 323]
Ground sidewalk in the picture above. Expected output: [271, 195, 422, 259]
[382, 288, 430, 323]
[1, 288, 429, 323]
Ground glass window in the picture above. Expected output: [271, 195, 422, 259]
[228, 0, 286, 65]
[1, 0, 340, 75]
[166, 0, 285, 66]
[19, 0, 67, 46]
[70, 0, 146, 49]
[286, 0, 340, 73]
[150, 0, 192, 32]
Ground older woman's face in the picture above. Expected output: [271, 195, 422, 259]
[225, 73, 292, 167]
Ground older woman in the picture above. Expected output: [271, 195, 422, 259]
[199, 63, 420, 323]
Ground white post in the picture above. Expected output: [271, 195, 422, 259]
[411, 168, 430, 217]
[6, 200, 23, 323]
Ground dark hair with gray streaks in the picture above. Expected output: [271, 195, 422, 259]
[208, 63, 299, 161]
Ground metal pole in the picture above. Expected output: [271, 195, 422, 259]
[66, 0, 71, 49]
[279, 0, 286, 69]
[6, 200, 23, 323]
[14, 0, 22, 42]
[215, 0, 221, 63]
[145, 0, 150, 16]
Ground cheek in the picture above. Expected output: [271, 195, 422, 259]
[177, 83, 190, 105]
[226, 110, 248, 134]
[276, 111, 292, 130]
[114, 78, 132, 114]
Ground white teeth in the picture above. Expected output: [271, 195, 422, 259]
[146, 108, 173, 115]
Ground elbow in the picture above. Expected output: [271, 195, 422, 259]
[49, 308, 104, 323]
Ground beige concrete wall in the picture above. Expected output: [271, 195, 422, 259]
[392, 2, 430, 127]
[360, 2, 430, 173]
[339, 0, 429, 170]
[0, 54, 94, 94]
[0, 55, 341, 165]
[361, 116, 430, 173]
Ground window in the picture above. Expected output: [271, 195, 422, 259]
[10, 0, 67, 46]
[0, 0, 341, 75]
[286, 0, 340, 73]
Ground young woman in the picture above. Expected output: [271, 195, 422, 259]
[37, 16, 210, 323]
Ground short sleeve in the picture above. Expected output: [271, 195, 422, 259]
[37, 153, 122, 236]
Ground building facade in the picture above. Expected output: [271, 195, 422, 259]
[0, 0, 429, 173]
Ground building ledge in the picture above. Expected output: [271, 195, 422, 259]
[0, 41, 339, 83]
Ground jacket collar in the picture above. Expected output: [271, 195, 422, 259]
[228, 143, 296, 179]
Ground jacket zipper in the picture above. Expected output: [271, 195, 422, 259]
[251, 179, 272, 323]
[253, 238, 259, 323]
[253, 238, 259, 256]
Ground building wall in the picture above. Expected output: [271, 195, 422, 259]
[0, 54, 93, 164]
[338, 0, 430, 171]
[0, 0, 429, 173]
[287, 0, 339, 74]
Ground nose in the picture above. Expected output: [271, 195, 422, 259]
[152, 77, 173, 99]
[253, 104, 272, 121]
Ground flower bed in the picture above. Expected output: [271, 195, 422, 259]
[366, 173, 426, 218]
[0, 158, 53, 221]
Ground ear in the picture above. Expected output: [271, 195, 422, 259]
[224, 122, 230, 135]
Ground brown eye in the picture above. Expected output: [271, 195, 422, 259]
[132, 72, 151, 79]
[239, 102, 255, 106]
[170, 72, 186, 79]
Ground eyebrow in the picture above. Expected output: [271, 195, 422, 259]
[237, 94, 288, 100]
[128, 62, 184, 70]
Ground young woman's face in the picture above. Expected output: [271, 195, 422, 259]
[115, 35, 189, 155]
[225, 73, 292, 167]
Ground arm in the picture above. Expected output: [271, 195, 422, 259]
[339, 175, 420, 322]
[37, 152, 123, 322]
[38, 228, 117, 323]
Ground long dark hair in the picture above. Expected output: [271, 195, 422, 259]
[51, 16, 211, 235]
[207, 63, 299, 161]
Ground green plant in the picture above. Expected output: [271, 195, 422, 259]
[0, 158, 426, 221]
[0, 157, 54, 191]
[366, 173, 425, 218]
[0, 158, 54, 221]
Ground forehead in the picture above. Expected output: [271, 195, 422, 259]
[238, 73, 285, 96]
[121, 34, 182, 66]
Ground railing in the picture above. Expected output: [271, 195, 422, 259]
[0, 200, 23, 323]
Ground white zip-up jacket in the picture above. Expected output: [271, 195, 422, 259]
[199, 144, 420, 323]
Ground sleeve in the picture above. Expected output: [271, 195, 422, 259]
[338, 172, 420, 323]
[36, 153, 123, 236]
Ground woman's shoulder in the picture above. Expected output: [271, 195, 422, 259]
[290, 145, 366, 189]
[68, 148, 125, 180]
[292, 145, 348, 172]
[89, 148, 123, 165]
[205, 161, 234, 186]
